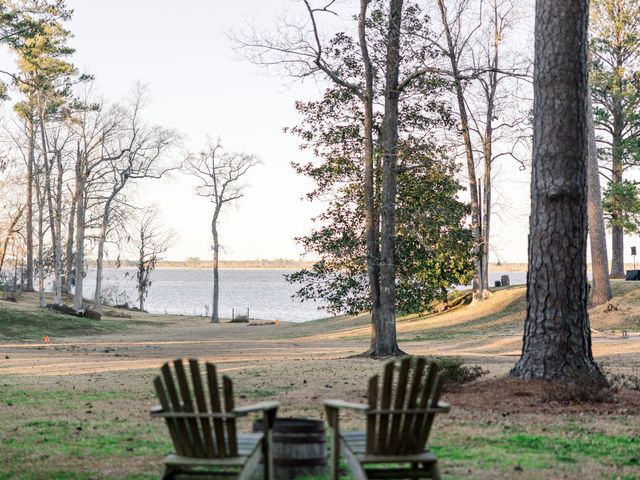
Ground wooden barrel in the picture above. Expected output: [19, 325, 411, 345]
[253, 417, 327, 479]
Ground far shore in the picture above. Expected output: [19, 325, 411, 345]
[97, 260, 635, 273]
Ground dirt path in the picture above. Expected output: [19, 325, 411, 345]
[1, 314, 639, 379]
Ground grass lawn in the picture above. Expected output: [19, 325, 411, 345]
[0, 286, 639, 479]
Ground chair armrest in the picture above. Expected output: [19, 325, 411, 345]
[235, 401, 280, 430]
[150, 405, 164, 416]
[323, 399, 371, 412]
[233, 400, 280, 415]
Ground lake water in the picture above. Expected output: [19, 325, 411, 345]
[81, 268, 531, 322]
[82, 268, 327, 322]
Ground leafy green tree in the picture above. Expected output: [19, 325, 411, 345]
[286, 77, 473, 316]
[602, 180, 640, 234]
[590, 0, 640, 275]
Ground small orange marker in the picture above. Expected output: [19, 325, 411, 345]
[43, 336, 49, 343]
[275, 319, 279, 327]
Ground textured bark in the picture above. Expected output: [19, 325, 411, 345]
[375, 0, 403, 357]
[511, 0, 603, 381]
[586, 91, 612, 305]
[436, 0, 484, 301]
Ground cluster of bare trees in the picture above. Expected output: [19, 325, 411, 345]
[1, 82, 179, 311]
[0, 2, 179, 311]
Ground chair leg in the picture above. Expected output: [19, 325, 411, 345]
[162, 465, 178, 480]
[411, 462, 419, 472]
[263, 433, 272, 480]
[330, 413, 340, 480]
[429, 461, 442, 480]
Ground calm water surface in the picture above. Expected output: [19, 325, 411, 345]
[83, 268, 326, 322]
[82, 268, 530, 322]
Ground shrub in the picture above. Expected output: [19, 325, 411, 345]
[434, 356, 488, 389]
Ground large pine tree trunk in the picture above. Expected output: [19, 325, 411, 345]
[511, 0, 603, 382]
[375, 0, 403, 358]
[586, 90, 612, 305]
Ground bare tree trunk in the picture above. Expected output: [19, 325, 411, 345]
[611, 223, 624, 276]
[38, 110, 63, 305]
[374, 0, 404, 358]
[586, 90, 612, 305]
[63, 191, 76, 294]
[437, 0, 484, 301]
[138, 251, 145, 311]
[93, 195, 116, 311]
[37, 209, 45, 308]
[481, 165, 491, 293]
[73, 160, 86, 311]
[609, 113, 625, 276]
[0, 206, 25, 272]
[357, 0, 381, 353]
[25, 117, 35, 292]
[52, 151, 63, 304]
[480, 11, 500, 294]
[511, 0, 603, 382]
[211, 210, 220, 323]
[35, 177, 45, 308]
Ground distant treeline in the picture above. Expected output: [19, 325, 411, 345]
[100, 258, 315, 269]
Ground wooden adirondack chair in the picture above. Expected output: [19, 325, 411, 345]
[324, 357, 450, 480]
[151, 358, 280, 480]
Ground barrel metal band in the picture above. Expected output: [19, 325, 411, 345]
[273, 457, 327, 467]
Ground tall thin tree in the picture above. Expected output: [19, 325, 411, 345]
[186, 141, 258, 323]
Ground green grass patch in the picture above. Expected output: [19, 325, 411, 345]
[0, 386, 131, 408]
[237, 384, 297, 399]
[0, 302, 130, 341]
[10, 418, 168, 458]
[431, 427, 640, 475]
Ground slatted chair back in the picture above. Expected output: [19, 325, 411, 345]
[153, 358, 239, 459]
[365, 357, 444, 456]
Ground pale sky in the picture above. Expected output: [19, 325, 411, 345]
[12, 0, 634, 265]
